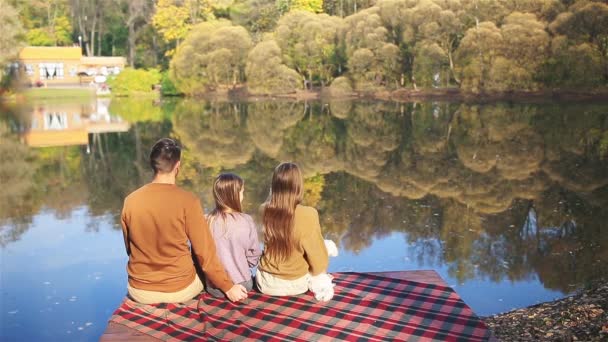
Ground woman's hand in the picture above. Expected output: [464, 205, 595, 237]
[225, 284, 248, 302]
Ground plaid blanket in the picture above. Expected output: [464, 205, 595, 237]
[109, 272, 491, 341]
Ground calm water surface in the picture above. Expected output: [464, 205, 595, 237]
[1, 98, 607, 341]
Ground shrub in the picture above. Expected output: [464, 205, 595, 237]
[107, 68, 161, 96]
[160, 71, 181, 96]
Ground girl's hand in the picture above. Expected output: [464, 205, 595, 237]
[225, 284, 248, 302]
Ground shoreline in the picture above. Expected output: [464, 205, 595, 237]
[4, 86, 608, 103]
[484, 279, 607, 341]
[178, 86, 608, 103]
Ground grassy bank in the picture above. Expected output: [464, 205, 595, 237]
[22, 88, 96, 100]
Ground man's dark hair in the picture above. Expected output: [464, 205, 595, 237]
[149, 138, 181, 174]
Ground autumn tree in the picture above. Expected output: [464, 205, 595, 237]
[152, 0, 215, 56]
[277, 0, 324, 14]
[170, 20, 252, 94]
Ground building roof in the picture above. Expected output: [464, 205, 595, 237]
[19, 46, 82, 60]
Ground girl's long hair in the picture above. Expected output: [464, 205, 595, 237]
[262, 162, 303, 263]
[208, 173, 244, 237]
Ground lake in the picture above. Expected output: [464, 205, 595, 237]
[1, 97, 607, 341]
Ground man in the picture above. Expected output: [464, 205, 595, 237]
[121, 138, 248, 303]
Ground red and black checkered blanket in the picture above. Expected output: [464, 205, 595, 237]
[109, 272, 491, 341]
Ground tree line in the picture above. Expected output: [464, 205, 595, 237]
[1, 0, 607, 94]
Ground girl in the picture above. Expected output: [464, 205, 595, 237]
[256, 162, 334, 301]
[205, 173, 262, 298]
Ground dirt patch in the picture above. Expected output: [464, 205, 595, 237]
[484, 279, 608, 341]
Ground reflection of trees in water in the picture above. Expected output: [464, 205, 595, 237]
[82, 120, 173, 228]
[453, 105, 544, 180]
[0, 142, 88, 244]
[0, 102, 174, 240]
[2, 99, 607, 291]
[279, 104, 344, 176]
[0, 117, 38, 246]
[173, 101, 255, 170]
[264, 101, 606, 287]
[1, 107, 94, 243]
[173, 100, 607, 290]
[341, 103, 402, 181]
[247, 101, 306, 157]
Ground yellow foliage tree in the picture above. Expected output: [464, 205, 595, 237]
[152, 0, 215, 55]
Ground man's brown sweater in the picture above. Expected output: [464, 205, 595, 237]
[121, 183, 233, 293]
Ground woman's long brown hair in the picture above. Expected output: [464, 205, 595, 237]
[263, 162, 303, 263]
[208, 173, 244, 237]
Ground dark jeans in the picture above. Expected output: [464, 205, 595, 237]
[206, 278, 254, 298]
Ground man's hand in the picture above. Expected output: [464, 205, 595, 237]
[225, 284, 248, 302]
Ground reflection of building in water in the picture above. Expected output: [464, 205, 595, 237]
[22, 99, 130, 147]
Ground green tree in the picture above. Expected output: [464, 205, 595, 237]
[124, 0, 154, 66]
[228, 0, 281, 35]
[415, 1, 464, 86]
[455, 12, 550, 92]
[275, 11, 344, 87]
[25, 28, 55, 46]
[323, 0, 375, 17]
[71, 0, 104, 55]
[342, 7, 401, 90]
[0, 0, 23, 83]
[246, 40, 301, 95]
[500, 0, 564, 22]
[495, 12, 550, 90]
[170, 20, 252, 94]
[455, 21, 503, 92]
[17, 0, 73, 46]
[549, 0, 608, 83]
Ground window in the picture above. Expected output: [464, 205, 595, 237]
[38, 63, 65, 80]
[39, 63, 46, 80]
[56, 63, 64, 79]
[44, 112, 68, 130]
